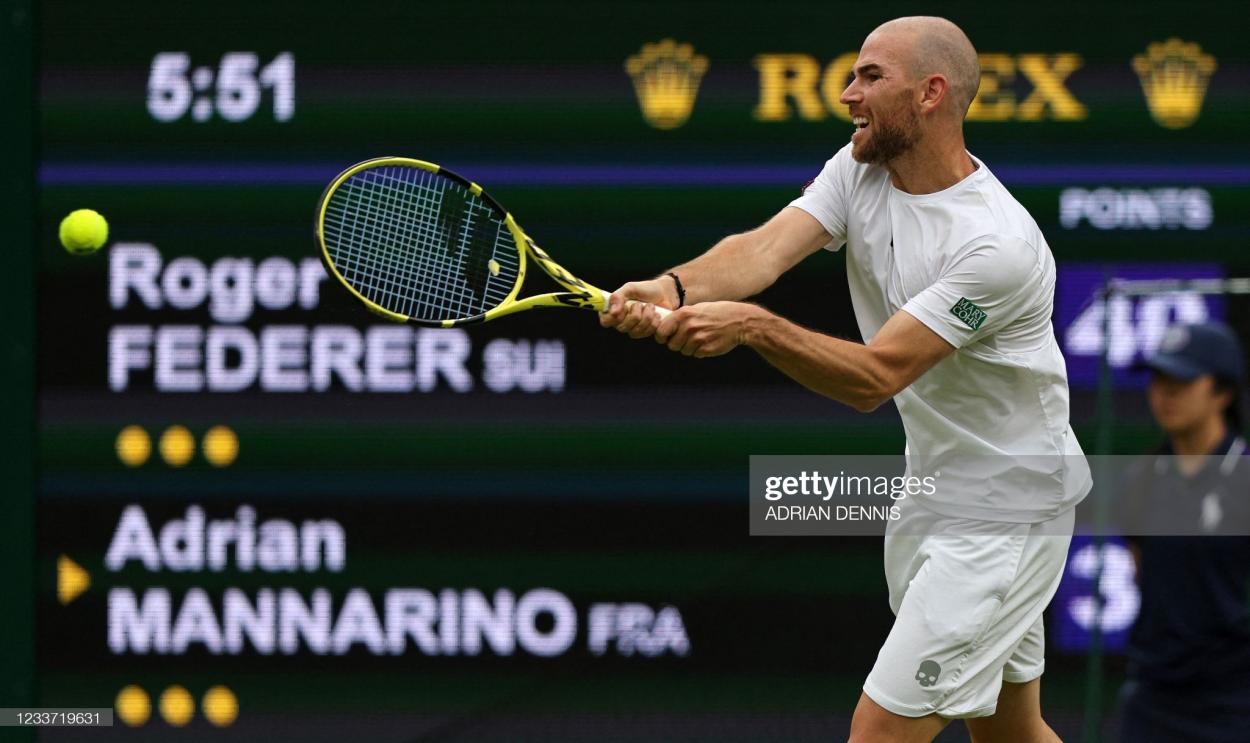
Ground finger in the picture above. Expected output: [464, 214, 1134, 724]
[693, 340, 723, 358]
[607, 290, 631, 319]
[654, 307, 683, 344]
[599, 293, 620, 328]
[666, 322, 692, 353]
[619, 299, 650, 335]
[628, 304, 660, 339]
[616, 309, 641, 335]
[629, 323, 657, 340]
[625, 302, 661, 338]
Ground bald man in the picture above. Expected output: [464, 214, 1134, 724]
[601, 15, 1090, 743]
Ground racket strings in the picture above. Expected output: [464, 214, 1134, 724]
[322, 165, 521, 321]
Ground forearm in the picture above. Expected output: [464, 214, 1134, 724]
[742, 309, 894, 412]
[667, 231, 781, 304]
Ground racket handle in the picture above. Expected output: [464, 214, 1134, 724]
[623, 299, 671, 319]
[602, 290, 671, 319]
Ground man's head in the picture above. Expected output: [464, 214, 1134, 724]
[839, 16, 980, 165]
[1140, 322, 1246, 437]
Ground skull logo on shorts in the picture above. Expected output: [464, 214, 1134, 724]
[915, 660, 941, 688]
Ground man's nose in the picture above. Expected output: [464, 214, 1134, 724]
[839, 82, 859, 106]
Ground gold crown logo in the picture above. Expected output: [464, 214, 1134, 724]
[626, 39, 709, 130]
[1132, 38, 1217, 129]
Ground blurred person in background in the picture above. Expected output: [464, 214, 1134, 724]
[1119, 320, 1250, 743]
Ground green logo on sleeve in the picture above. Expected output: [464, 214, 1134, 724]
[950, 297, 988, 330]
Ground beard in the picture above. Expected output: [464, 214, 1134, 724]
[851, 106, 921, 165]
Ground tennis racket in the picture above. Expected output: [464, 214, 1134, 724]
[315, 156, 669, 327]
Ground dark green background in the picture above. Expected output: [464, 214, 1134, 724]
[28, 1, 1248, 740]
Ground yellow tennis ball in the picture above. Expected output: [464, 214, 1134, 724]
[202, 425, 239, 467]
[116, 685, 151, 726]
[158, 425, 195, 467]
[202, 685, 238, 727]
[59, 208, 109, 255]
[159, 685, 195, 727]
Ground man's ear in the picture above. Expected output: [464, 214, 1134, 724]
[920, 74, 948, 113]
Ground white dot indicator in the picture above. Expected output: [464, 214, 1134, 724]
[192, 67, 213, 91]
[192, 97, 213, 122]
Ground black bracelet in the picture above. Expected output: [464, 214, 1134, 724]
[665, 272, 686, 308]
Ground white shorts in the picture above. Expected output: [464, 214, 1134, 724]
[863, 495, 1074, 719]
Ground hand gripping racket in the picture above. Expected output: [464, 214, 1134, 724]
[315, 157, 669, 327]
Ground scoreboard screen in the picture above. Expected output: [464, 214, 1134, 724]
[23, 0, 1249, 738]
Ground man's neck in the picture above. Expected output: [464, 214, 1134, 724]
[886, 132, 976, 195]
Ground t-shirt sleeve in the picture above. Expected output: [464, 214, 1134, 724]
[900, 236, 1042, 348]
[787, 146, 852, 250]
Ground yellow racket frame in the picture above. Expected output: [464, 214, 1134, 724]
[315, 156, 613, 328]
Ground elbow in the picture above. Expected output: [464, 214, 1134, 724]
[847, 383, 890, 413]
[849, 365, 903, 413]
[850, 394, 888, 414]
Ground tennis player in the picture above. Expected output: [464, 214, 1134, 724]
[602, 16, 1090, 743]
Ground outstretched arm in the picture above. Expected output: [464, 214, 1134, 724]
[599, 207, 831, 337]
[654, 302, 956, 412]
[667, 207, 832, 304]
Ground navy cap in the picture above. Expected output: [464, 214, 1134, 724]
[1139, 321, 1245, 383]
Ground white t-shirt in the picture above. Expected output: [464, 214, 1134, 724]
[789, 143, 1091, 522]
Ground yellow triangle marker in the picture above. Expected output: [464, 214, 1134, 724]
[57, 555, 91, 605]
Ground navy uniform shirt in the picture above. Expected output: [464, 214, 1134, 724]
[1125, 433, 1250, 686]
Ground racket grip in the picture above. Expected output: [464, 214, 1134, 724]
[624, 299, 671, 318]
[602, 290, 671, 319]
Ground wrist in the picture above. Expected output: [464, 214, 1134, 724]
[663, 272, 686, 308]
[739, 305, 772, 349]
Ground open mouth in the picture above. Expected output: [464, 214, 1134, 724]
[852, 115, 870, 138]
